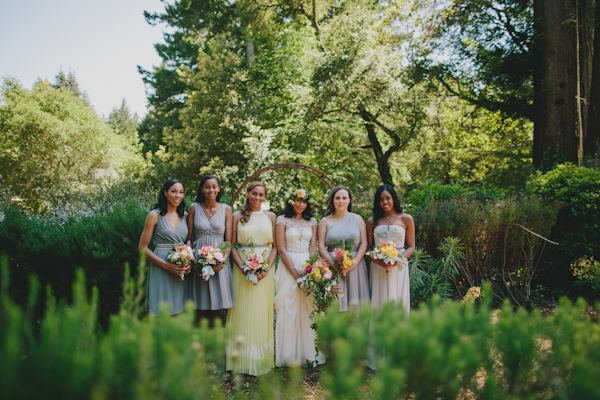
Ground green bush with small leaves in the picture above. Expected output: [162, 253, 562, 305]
[528, 163, 600, 292]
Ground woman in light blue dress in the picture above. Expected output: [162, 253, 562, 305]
[139, 179, 193, 316]
[187, 175, 234, 325]
[318, 185, 370, 312]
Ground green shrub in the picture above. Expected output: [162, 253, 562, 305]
[528, 163, 600, 292]
[0, 258, 228, 400]
[406, 180, 507, 211]
[412, 193, 559, 306]
[318, 285, 600, 399]
[0, 198, 149, 324]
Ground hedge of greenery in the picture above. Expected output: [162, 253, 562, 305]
[3, 263, 600, 399]
[0, 178, 565, 320]
[528, 163, 600, 293]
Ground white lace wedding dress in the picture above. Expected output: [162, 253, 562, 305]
[274, 216, 326, 366]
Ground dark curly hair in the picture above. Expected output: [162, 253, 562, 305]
[154, 179, 186, 218]
[194, 174, 222, 203]
[325, 185, 352, 216]
[281, 196, 313, 221]
[372, 184, 403, 225]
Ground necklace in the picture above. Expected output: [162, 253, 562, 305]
[202, 204, 217, 218]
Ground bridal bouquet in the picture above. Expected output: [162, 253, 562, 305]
[297, 253, 342, 315]
[195, 242, 232, 281]
[240, 246, 270, 285]
[330, 235, 356, 277]
[366, 235, 407, 273]
[167, 244, 195, 280]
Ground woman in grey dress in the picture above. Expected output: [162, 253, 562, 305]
[187, 175, 234, 325]
[139, 179, 192, 316]
[318, 185, 370, 312]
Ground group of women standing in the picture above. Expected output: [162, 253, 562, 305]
[139, 177, 415, 376]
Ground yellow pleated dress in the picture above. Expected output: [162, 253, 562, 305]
[226, 210, 275, 375]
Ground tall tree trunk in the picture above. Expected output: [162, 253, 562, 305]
[586, 0, 600, 155]
[533, 0, 579, 168]
[578, 0, 595, 160]
[358, 107, 394, 186]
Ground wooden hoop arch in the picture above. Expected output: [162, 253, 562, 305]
[230, 163, 336, 206]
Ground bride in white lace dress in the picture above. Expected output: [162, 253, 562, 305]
[274, 189, 326, 366]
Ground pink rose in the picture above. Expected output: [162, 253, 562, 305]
[334, 249, 344, 261]
[305, 265, 313, 274]
[324, 272, 332, 280]
[205, 245, 213, 250]
[215, 252, 225, 262]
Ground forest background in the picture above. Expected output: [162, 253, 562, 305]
[2, 1, 600, 398]
[1, 0, 600, 318]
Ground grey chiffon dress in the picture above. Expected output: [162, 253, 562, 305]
[146, 211, 192, 316]
[191, 203, 235, 310]
[326, 213, 371, 312]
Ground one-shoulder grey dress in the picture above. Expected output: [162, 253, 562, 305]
[191, 203, 235, 310]
[146, 211, 192, 316]
[326, 213, 371, 312]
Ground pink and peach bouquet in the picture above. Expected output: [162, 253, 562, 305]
[194, 241, 232, 281]
[330, 236, 356, 277]
[241, 248, 270, 285]
[167, 244, 195, 281]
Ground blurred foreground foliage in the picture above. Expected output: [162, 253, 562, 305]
[3, 264, 600, 399]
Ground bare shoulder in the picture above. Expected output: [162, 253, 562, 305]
[232, 210, 241, 219]
[189, 203, 196, 212]
[145, 209, 159, 225]
[366, 217, 375, 228]
[265, 210, 277, 222]
[319, 215, 331, 227]
[401, 213, 414, 224]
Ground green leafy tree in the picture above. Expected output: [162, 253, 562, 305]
[0, 78, 148, 209]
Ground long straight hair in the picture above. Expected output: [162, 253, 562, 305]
[325, 185, 352, 216]
[154, 179, 186, 218]
[372, 184, 403, 225]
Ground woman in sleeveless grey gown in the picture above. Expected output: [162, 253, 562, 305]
[139, 179, 193, 316]
[318, 186, 370, 312]
[187, 175, 234, 323]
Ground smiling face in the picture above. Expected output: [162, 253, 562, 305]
[247, 185, 266, 210]
[379, 190, 394, 214]
[165, 183, 184, 208]
[292, 196, 308, 216]
[201, 178, 220, 202]
[333, 189, 350, 212]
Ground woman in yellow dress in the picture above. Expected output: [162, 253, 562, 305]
[226, 181, 278, 375]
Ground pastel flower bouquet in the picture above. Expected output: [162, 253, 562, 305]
[240, 245, 270, 285]
[167, 244, 195, 281]
[194, 241, 232, 281]
[297, 253, 342, 333]
[366, 235, 407, 273]
[330, 236, 356, 278]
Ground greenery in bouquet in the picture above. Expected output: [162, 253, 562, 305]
[366, 234, 407, 273]
[167, 244, 195, 281]
[329, 235, 356, 277]
[194, 241, 232, 281]
[297, 253, 342, 320]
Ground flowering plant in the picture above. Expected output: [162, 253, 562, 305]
[167, 244, 195, 281]
[366, 234, 407, 273]
[330, 235, 356, 277]
[194, 241, 232, 281]
[240, 245, 270, 285]
[284, 187, 310, 204]
[461, 286, 485, 305]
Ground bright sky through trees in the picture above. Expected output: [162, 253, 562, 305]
[0, 0, 167, 117]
